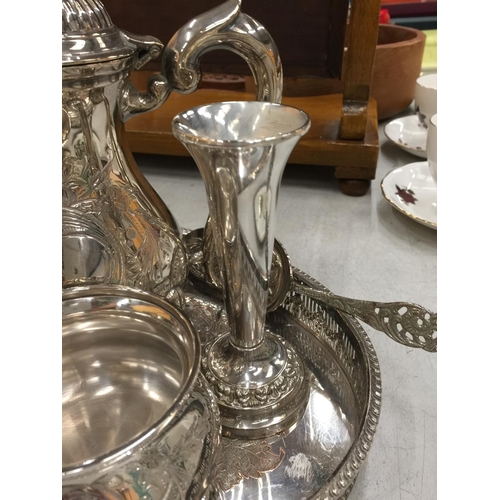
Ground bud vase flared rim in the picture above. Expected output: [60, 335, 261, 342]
[172, 101, 311, 148]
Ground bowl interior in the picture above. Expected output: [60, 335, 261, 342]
[62, 291, 198, 471]
[377, 24, 419, 46]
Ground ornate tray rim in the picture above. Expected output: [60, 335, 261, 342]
[287, 268, 382, 500]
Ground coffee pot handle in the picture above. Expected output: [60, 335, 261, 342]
[120, 0, 282, 122]
[119, 32, 171, 122]
[162, 0, 282, 103]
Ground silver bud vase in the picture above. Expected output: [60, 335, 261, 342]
[173, 101, 311, 438]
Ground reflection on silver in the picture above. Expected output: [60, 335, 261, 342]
[182, 267, 382, 499]
[213, 378, 356, 498]
[62, 0, 283, 304]
[62, 207, 125, 288]
[173, 101, 311, 438]
[62, 286, 220, 500]
[184, 227, 291, 313]
[163, 0, 282, 102]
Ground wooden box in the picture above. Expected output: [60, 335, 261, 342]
[104, 0, 381, 196]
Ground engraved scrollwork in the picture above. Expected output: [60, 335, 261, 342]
[214, 438, 286, 492]
[62, 91, 187, 303]
[183, 294, 227, 346]
[62, 207, 125, 287]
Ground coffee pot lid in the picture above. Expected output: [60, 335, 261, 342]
[62, 0, 137, 66]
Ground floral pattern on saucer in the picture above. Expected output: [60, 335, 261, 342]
[381, 162, 437, 229]
[395, 185, 418, 205]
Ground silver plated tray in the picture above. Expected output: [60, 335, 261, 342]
[183, 268, 382, 500]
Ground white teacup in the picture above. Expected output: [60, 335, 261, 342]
[415, 73, 437, 128]
[427, 114, 437, 183]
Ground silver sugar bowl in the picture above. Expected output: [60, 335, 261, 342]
[62, 286, 221, 500]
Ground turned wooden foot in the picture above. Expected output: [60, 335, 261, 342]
[338, 178, 371, 196]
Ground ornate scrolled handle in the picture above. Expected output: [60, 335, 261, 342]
[120, 1, 282, 122]
[119, 33, 171, 122]
[163, 0, 283, 103]
[292, 282, 437, 353]
[121, 32, 164, 71]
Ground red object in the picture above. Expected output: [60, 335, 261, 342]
[381, 1, 436, 17]
[379, 8, 391, 23]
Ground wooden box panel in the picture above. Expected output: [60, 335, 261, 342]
[102, 0, 349, 78]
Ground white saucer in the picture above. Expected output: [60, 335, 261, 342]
[380, 161, 437, 229]
[384, 115, 427, 159]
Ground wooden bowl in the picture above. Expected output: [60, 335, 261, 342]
[280, 24, 426, 121]
[371, 24, 426, 120]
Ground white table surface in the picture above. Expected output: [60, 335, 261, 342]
[135, 109, 437, 500]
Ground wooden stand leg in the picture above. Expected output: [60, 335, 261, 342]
[335, 0, 380, 199]
[338, 178, 371, 196]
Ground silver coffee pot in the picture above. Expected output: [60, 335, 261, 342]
[61, 0, 282, 302]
